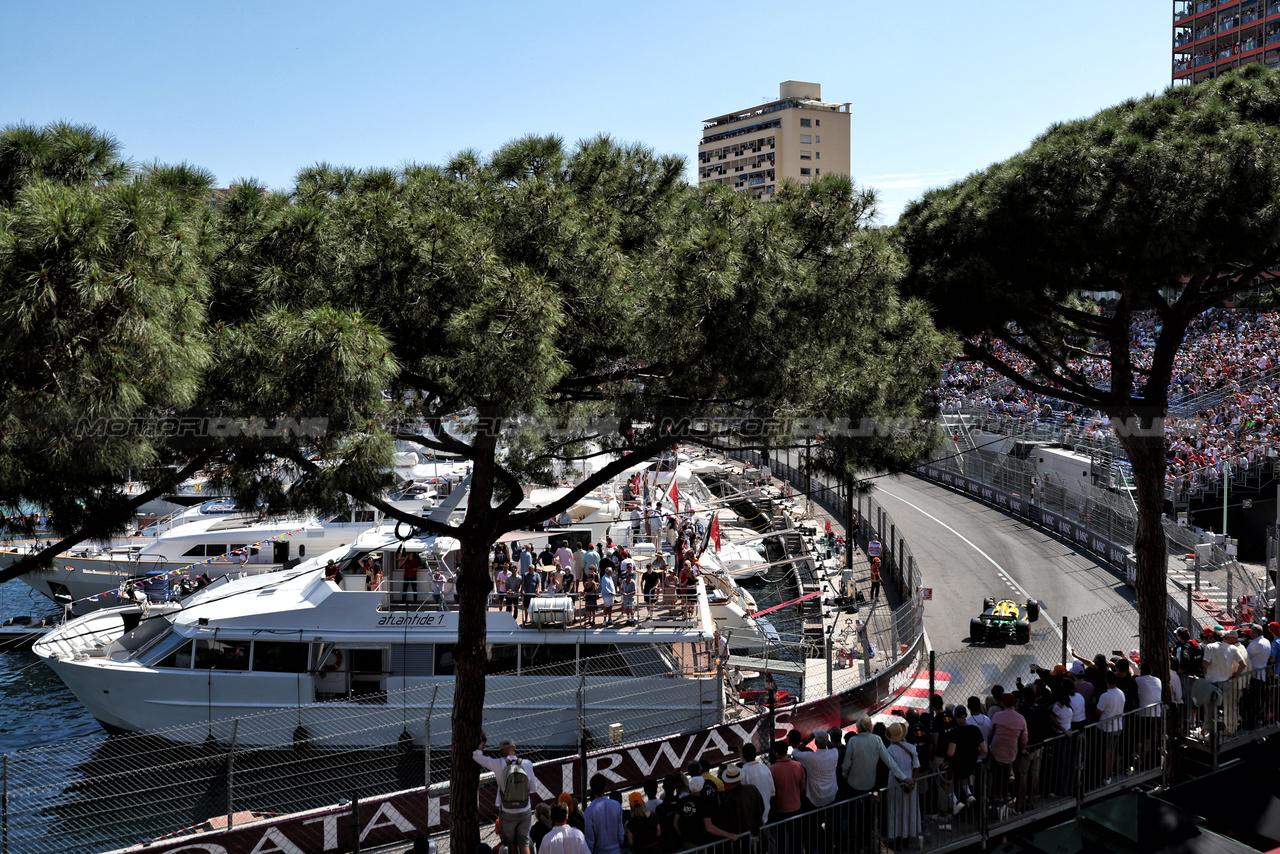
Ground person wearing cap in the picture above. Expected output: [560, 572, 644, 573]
[1206, 628, 1247, 735]
[789, 728, 839, 808]
[1244, 623, 1271, 730]
[472, 734, 535, 854]
[716, 763, 764, 839]
[584, 772, 626, 854]
[556, 792, 585, 832]
[883, 721, 922, 850]
[675, 775, 737, 848]
[625, 791, 659, 854]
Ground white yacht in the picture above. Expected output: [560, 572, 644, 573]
[34, 530, 724, 749]
[16, 469, 472, 615]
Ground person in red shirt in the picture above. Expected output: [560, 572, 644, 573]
[988, 693, 1028, 806]
[401, 551, 421, 604]
[768, 739, 805, 819]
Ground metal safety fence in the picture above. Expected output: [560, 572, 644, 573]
[636, 703, 1167, 854]
[722, 447, 927, 685]
[930, 446, 1138, 552]
[0, 644, 808, 854]
[926, 603, 1142, 712]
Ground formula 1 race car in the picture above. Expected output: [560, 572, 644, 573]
[969, 597, 1040, 644]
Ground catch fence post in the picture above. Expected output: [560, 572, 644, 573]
[929, 651, 936, 700]
[3, 754, 8, 854]
[826, 628, 833, 696]
[577, 676, 588, 798]
[352, 796, 361, 854]
[227, 718, 239, 831]
[425, 685, 439, 788]
[1062, 616, 1069, 667]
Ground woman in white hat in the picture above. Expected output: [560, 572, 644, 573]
[884, 720, 921, 848]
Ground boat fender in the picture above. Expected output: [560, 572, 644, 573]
[293, 725, 311, 750]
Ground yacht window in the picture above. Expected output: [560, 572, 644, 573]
[486, 644, 519, 676]
[194, 638, 250, 671]
[434, 645, 455, 676]
[251, 641, 309, 673]
[148, 634, 194, 668]
[182, 545, 206, 557]
[521, 643, 578, 675]
[354, 510, 376, 524]
[329, 513, 352, 524]
[580, 644, 630, 677]
[349, 647, 385, 674]
[390, 644, 433, 677]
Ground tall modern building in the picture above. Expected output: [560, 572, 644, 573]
[1172, 1, 1280, 85]
[697, 81, 851, 200]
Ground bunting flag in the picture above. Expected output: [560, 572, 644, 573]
[709, 513, 721, 553]
[666, 475, 679, 515]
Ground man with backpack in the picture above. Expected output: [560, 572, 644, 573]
[473, 732, 535, 854]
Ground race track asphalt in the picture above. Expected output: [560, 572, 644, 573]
[867, 472, 1142, 693]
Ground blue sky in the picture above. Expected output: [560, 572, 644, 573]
[3, 1, 1172, 224]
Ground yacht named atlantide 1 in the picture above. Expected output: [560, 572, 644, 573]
[33, 528, 727, 749]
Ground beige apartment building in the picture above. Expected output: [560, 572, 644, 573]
[698, 80, 851, 200]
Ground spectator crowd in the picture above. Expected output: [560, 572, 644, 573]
[468, 620, 1280, 853]
[929, 308, 1280, 494]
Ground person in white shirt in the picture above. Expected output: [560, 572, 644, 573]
[472, 734, 535, 854]
[1212, 629, 1248, 734]
[540, 803, 590, 854]
[738, 742, 775, 823]
[966, 696, 993, 745]
[1133, 661, 1163, 771]
[790, 729, 840, 807]
[1095, 672, 1126, 785]
[1245, 623, 1272, 730]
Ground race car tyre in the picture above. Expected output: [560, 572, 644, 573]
[970, 617, 986, 642]
[1015, 620, 1030, 643]
[982, 597, 995, 610]
[1026, 599, 1040, 622]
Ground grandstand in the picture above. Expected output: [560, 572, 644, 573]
[930, 308, 1280, 558]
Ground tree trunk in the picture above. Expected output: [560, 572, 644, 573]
[449, 420, 499, 854]
[1116, 423, 1172, 701]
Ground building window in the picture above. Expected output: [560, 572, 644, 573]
[800, 152, 811, 160]
[800, 118, 812, 127]
[816, 169, 820, 175]
[800, 134, 812, 144]
[815, 151, 820, 159]
[815, 136, 820, 143]
[816, 119, 820, 126]
[800, 168, 811, 176]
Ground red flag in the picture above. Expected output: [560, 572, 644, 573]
[709, 513, 721, 553]
[666, 475, 679, 514]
